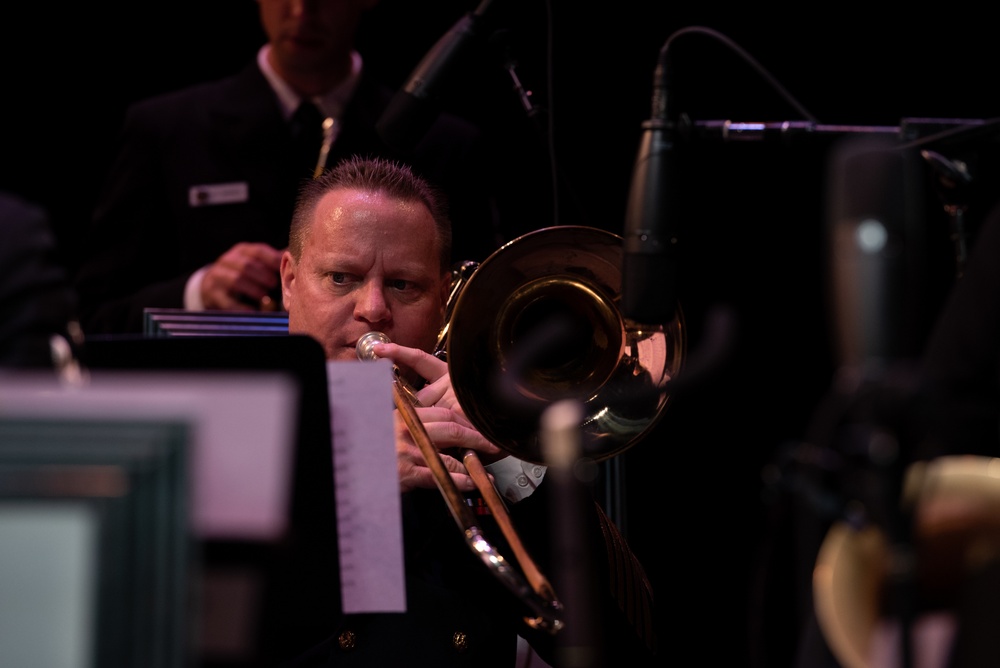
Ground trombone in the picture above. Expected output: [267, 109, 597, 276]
[357, 225, 686, 633]
[358, 330, 563, 631]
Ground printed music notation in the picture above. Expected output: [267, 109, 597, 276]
[326, 359, 406, 613]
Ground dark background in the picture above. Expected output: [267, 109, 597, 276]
[4, 1, 999, 665]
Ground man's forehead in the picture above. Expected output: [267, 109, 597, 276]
[308, 187, 442, 254]
[316, 187, 425, 219]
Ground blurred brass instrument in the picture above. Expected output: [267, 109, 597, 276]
[813, 455, 1000, 668]
[356, 225, 686, 633]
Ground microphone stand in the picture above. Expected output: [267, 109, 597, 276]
[487, 28, 573, 230]
[684, 116, 1000, 147]
[542, 399, 603, 668]
[843, 367, 921, 668]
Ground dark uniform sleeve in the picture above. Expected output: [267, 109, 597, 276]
[0, 192, 78, 369]
[74, 101, 192, 335]
[918, 199, 1000, 459]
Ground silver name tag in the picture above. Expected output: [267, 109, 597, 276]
[189, 182, 249, 207]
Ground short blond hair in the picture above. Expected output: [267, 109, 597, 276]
[288, 155, 452, 270]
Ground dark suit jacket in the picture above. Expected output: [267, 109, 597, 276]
[0, 191, 78, 367]
[918, 198, 1000, 460]
[75, 62, 504, 335]
[281, 481, 659, 668]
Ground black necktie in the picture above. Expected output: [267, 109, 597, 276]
[290, 100, 324, 179]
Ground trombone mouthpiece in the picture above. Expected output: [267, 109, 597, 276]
[356, 331, 391, 361]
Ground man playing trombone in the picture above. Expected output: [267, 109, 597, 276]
[278, 155, 658, 667]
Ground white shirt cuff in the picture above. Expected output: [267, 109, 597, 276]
[485, 456, 546, 504]
[184, 267, 209, 311]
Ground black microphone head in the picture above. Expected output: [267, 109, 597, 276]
[621, 122, 678, 324]
[375, 9, 489, 154]
[826, 134, 927, 370]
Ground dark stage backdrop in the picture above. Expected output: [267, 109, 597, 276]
[3, 2, 998, 666]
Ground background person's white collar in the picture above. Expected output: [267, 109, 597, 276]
[257, 44, 363, 121]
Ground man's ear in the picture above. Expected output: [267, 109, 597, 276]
[280, 251, 296, 311]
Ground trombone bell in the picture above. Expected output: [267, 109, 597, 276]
[446, 226, 685, 465]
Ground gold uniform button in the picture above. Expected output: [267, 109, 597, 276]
[451, 631, 469, 652]
[338, 630, 357, 650]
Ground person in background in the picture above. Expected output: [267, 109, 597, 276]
[278, 154, 658, 667]
[75, 0, 507, 336]
[0, 191, 81, 373]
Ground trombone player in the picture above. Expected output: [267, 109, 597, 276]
[279, 155, 658, 667]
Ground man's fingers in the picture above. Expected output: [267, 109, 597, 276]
[203, 242, 283, 308]
[418, 408, 501, 458]
[375, 343, 447, 382]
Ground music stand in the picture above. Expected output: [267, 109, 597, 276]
[0, 416, 191, 668]
[81, 334, 340, 667]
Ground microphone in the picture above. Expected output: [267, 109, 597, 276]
[376, 0, 498, 153]
[826, 134, 926, 370]
[621, 51, 678, 324]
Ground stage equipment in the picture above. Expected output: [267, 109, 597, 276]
[622, 35, 678, 325]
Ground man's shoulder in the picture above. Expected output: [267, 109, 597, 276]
[127, 61, 267, 117]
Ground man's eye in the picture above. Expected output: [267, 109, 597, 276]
[389, 279, 411, 291]
[330, 272, 348, 285]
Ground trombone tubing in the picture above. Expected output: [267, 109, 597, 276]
[390, 379, 564, 632]
[391, 380, 480, 531]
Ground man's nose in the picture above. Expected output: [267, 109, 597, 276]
[355, 283, 391, 322]
[288, 0, 319, 17]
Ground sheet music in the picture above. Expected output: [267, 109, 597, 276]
[326, 360, 406, 613]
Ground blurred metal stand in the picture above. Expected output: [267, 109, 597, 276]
[542, 399, 603, 668]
